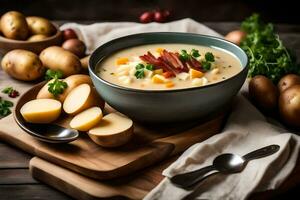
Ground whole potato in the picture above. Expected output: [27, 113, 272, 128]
[279, 85, 300, 128]
[0, 11, 29, 40]
[80, 55, 90, 69]
[62, 39, 86, 58]
[26, 16, 55, 36]
[37, 74, 93, 102]
[278, 74, 300, 93]
[62, 28, 78, 41]
[225, 30, 246, 45]
[249, 75, 278, 112]
[40, 46, 81, 77]
[27, 34, 48, 42]
[1, 49, 45, 81]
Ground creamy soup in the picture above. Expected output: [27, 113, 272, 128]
[97, 44, 242, 90]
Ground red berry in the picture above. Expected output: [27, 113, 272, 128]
[139, 11, 154, 23]
[62, 28, 78, 41]
[9, 90, 19, 98]
[154, 11, 166, 23]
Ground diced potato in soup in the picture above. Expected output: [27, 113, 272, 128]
[97, 44, 242, 90]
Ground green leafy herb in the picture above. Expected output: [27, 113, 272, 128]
[0, 97, 13, 118]
[2, 87, 14, 94]
[135, 64, 145, 79]
[240, 13, 298, 83]
[202, 61, 211, 71]
[45, 69, 68, 97]
[2, 87, 20, 98]
[179, 49, 201, 62]
[205, 52, 215, 62]
[191, 49, 200, 58]
[146, 64, 154, 71]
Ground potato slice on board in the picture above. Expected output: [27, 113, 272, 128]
[88, 113, 134, 147]
[70, 107, 103, 131]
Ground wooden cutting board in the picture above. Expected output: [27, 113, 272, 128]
[29, 156, 174, 200]
[0, 82, 226, 180]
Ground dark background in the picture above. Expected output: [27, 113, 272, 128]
[0, 0, 299, 24]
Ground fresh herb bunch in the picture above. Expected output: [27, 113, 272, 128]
[179, 49, 200, 61]
[134, 63, 154, 79]
[45, 69, 68, 97]
[0, 97, 13, 118]
[240, 13, 298, 83]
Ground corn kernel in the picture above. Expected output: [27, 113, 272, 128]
[156, 48, 164, 54]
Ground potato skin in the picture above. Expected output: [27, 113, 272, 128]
[62, 39, 86, 58]
[279, 85, 300, 128]
[278, 74, 300, 93]
[26, 16, 55, 36]
[0, 11, 29, 40]
[36, 74, 93, 102]
[1, 49, 45, 81]
[27, 34, 48, 42]
[80, 55, 90, 69]
[249, 75, 278, 112]
[40, 46, 81, 77]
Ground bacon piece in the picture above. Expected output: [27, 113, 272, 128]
[187, 57, 204, 72]
[139, 52, 176, 75]
[163, 71, 176, 78]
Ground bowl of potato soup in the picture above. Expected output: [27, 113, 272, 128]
[89, 33, 248, 123]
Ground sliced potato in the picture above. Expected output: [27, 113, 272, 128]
[1, 49, 45, 81]
[26, 16, 55, 36]
[70, 107, 103, 131]
[36, 74, 93, 102]
[20, 99, 61, 123]
[88, 113, 134, 147]
[40, 46, 81, 77]
[63, 84, 104, 115]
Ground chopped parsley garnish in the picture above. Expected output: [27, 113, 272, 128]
[205, 52, 215, 62]
[179, 49, 201, 61]
[191, 49, 200, 58]
[2, 87, 19, 98]
[134, 63, 154, 79]
[201, 52, 215, 71]
[45, 69, 68, 97]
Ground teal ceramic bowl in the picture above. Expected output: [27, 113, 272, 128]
[89, 33, 248, 123]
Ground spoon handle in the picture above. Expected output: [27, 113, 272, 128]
[242, 144, 280, 161]
[170, 165, 216, 188]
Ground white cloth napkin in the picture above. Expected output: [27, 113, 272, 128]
[59, 19, 300, 200]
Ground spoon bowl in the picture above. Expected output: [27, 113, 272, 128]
[14, 82, 79, 143]
[170, 144, 280, 188]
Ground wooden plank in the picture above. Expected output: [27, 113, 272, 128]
[0, 142, 31, 168]
[0, 81, 224, 181]
[0, 169, 38, 184]
[0, 184, 72, 200]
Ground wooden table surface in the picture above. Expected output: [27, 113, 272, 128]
[0, 22, 300, 199]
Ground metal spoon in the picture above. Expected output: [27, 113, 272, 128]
[15, 119, 79, 143]
[170, 144, 280, 188]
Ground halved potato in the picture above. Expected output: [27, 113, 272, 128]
[36, 74, 93, 102]
[70, 107, 103, 131]
[88, 113, 134, 147]
[63, 83, 104, 115]
[20, 99, 61, 123]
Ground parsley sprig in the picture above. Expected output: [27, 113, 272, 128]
[134, 63, 154, 79]
[201, 52, 215, 71]
[0, 97, 13, 118]
[240, 13, 298, 83]
[45, 69, 68, 97]
[179, 49, 201, 61]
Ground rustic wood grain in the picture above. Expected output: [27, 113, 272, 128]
[0, 81, 225, 181]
